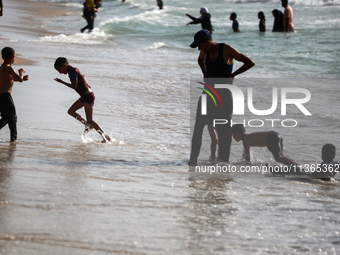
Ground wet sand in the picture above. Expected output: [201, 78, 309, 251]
[1, 0, 72, 38]
[1, 0, 78, 65]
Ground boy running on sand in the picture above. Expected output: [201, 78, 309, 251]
[0, 47, 29, 142]
[54, 57, 111, 142]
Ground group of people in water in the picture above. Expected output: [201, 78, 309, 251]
[0, 0, 337, 181]
[80, 0, 293, 34]
[187, 18, 336, 180]
[186, 0, 294, 33]
[81, 0, 164, 33]
[184, 1, 332, 181]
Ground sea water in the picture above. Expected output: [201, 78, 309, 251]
[1, 0, 340, 254]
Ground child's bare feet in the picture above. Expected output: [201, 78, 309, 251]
[105, 134, 111, 141]
[101, 134, 111, 143]
[84, 125, 94, 135]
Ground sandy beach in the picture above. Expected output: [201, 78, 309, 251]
[1, 0, 72, 37]
[0, 0, 75, 64]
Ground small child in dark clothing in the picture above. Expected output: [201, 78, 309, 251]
[258, 11, 266, 32]
[54, 57, 111, 142]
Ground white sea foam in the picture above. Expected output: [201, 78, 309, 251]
[39, 29, 112, 44]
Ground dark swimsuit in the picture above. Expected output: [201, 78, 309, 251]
[204, 43, 233, 120]
[205, 44, 233, 78]
[69, 66, 95, 106]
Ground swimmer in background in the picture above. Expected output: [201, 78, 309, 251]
[272, 9, 284, 32]
[230, 12, 240, 32]
[186, 7, 214, 33]
[281, 0, 294, 32]
[232, 124, 299, 166]
[258, 11, 266, 32]
[157, 0, 163, 10]
[54, 57, 111, 142]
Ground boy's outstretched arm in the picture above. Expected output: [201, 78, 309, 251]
[54, 78, 78, 90]
[12, 68, 29, 82]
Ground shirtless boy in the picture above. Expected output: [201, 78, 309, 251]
[232, 124, 299, 166]
[0, 47, 29, 142]
[54, 57, 111, 142]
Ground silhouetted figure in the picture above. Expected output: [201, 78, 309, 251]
[258, 11, 266, 32]
[232, 124, 299, 166]
[188, 30, 254, 165]
[230, 12, 240, 32]
[157, 0, 163, 9]
[81, 0, 98, 33]
[186, 7, 214, 33]
[281, 0, 294, 32]
[54, 57, 112, 142]
[272, 9, 284, 32]
[0, 0, 3, 17]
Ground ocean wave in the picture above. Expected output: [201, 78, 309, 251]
[145, 42, 168, 50]
[99, 8, 164, 27]
[313, 113, 340, 123]
[39, 30, 112, 45]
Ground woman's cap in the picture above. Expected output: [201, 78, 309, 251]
[190, 29, 212, 48]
